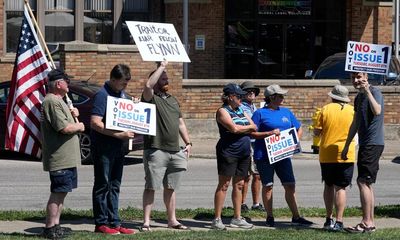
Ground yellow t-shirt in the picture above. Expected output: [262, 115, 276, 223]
[315, 102, 356, 163]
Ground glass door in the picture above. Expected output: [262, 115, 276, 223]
[257, 23, 311, 78]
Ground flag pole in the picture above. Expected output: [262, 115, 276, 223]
[24, 0, 56, 69]
[24, 0, 79, 123]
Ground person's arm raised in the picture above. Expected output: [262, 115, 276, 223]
[142, 60, 168, 102]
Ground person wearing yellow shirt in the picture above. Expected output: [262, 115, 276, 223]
[313, 85, 355, 232]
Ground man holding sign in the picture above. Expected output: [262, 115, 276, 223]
[141, 61, 192, 231]
[251, 85, 313, 227]
[90, 64, 136, 235]
[341, 71, 384, 233]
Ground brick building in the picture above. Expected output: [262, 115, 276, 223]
[0, 0, 399, 139]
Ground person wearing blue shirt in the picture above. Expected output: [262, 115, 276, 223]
[239, 81, 264, 212]
[251, 84, 313, 227]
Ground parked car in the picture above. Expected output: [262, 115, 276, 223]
[305, 52, 400, 85]
[0, 80, 143, 164]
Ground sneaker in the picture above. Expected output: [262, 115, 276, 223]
[230, 217, 254, 229]
[251, 203, 265, 211]
[323, 218, 335, 230]
[330, 221, 344, 232]
[266, 216, 275, 227]
[95, 225, 120, 235]
[291, 217, 314, 226]
[241, 204, 250, 212]
[211, 218, 226, 230]
[114, 226, 135, 234]
[42, 225, 65, 239]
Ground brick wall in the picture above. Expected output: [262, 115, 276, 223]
[348, 0, 393, 44]
[181, 79, 400, 124]
[60, 43, 183, 99]
[165, 0, 225, 78]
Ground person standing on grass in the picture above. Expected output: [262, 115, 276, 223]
[211, 83, 257, 230]
[40, 69, 85, 239]
[313, 85, 356, 232]
[251, 84, 313, 227]
[141, 61, 192, 232]
[239, 81, 264, 212]
[342, 72, 384, 233]
[91, 64, 136, 235]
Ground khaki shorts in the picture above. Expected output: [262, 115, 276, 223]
[143, 148, 187, 190]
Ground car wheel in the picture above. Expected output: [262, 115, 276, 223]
[79, 132, 92, 165]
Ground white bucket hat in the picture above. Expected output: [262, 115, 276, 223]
[328, 85, 350, 103]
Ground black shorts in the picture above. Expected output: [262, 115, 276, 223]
[49, 167, 78, 193]
[217, 153, 250, 177]
[357, 145, 384, 184]
[320, 163, 354, 188]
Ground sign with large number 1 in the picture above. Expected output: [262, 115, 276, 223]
[264, 127, 302, 164]
[105, 96, 157, 136]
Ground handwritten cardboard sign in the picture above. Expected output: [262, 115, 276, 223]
[126, 21, 191, 62]
[345, 41, 392, 75]
[264, 127, 302, 164]
[105, 96, 156, 136]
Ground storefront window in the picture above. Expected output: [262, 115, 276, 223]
[5, 0, 36, 53]
[121, 0, 149, 44]
[84, 0, 112, 44]
[45, 0, 75, 42]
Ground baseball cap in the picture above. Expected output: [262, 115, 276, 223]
[264, 84, 288, 97]
[223, 83, 247, 96]
[47, 69, 72, 82]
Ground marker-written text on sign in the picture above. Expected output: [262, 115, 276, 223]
[126, 21, 190, 62]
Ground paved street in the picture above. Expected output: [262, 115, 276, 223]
[0, 153, 399, 211]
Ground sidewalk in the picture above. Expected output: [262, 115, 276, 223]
[1, 216, 399, 235]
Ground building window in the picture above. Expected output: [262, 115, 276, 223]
[45, 0, 75, 42]
[84, 0, 112, 44]
[5, 0, 37, 53]
[121, 0, 150, 44]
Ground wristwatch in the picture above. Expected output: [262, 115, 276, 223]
[186, 142, 193, 146]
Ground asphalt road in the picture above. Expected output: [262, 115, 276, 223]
[0, 155, 399, 211]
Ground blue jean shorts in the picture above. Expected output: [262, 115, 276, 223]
[255, 158, 295, 186]
[49, 167, 78, 193]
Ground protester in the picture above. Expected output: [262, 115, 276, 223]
[342, 72, 384, 233]
[251, 84, 313, 227]
[40, 69, 85, 239]
[313, 85, 355, 231]
[211, 83, 257, 230]
[239, 81, 264, 212]
[141, 61, 192, 232]
[91, 64, 136, 235]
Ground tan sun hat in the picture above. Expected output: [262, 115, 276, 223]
[328, 85, 350, 103]
[264, 84, 288, 97]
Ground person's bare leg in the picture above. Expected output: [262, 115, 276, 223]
[142, 189, 155, 227]
[251, 174, 262, 205]
[164, 188, 180, 226]
[232, 176, 245, 219]
[334, 186, 347, 222]
[358, 181, 375, 227]
[241, 175, 250, 206]
[283, 184, 300, 218]
[214, 175, 231, 219]
[262, 185, 274, 217]
[45, 192, 67, 228]
[323, 184, 334, 219]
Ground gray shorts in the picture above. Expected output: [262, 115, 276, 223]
[143, 148, 187, 190]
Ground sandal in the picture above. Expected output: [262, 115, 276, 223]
[345, 223, 376, 233]
[168, 224, 191, 230]
[139, 225, 152, 232]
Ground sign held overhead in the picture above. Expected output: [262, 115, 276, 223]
[126, 21, 191, 63]
[345, 41, 391, 75]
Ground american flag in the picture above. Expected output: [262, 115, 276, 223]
[5, 5, 51, 158]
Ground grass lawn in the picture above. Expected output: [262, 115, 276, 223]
[0, 205, 399, 239]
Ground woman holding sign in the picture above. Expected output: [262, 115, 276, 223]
[211, 83, 257, 230]
[251, 84, 313, 227]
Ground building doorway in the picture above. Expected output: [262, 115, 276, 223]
[257, 23, 311, 79]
